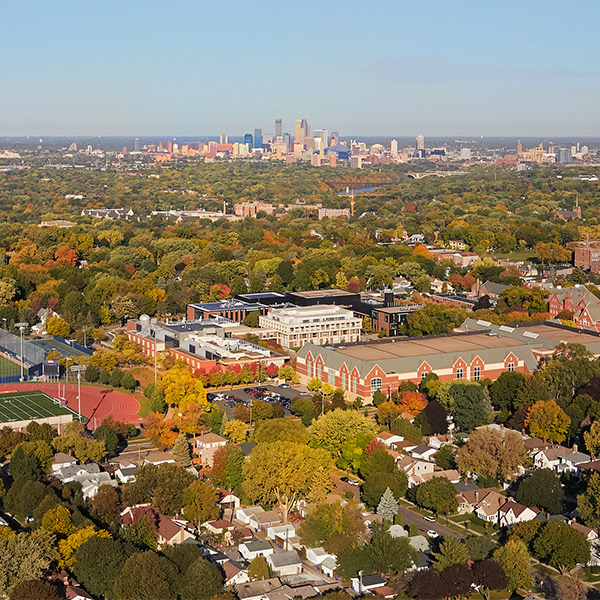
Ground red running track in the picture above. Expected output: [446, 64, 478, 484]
[0, 383, 142, 430]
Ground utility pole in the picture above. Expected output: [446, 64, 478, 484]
[70, 365, 86, 422]
[15, 322, 27, 382]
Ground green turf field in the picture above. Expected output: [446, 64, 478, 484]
[0, 390, 75, 423]
[0, 356, 22, 377]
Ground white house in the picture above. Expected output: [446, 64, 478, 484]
[266, 523, 296, 543]
[236, 506, 265, 525]
[249, 510, 282, 532]
[533, 447, 570, 470]
[305, 547, 336, 568]
[114, 460, 137, 484]
[51, 453, 78, 473]
[266, 550, 303, 577]
[557, 450, 591, 475]
[350, 574, 386, 594]
[410, 444, 438, 462]
[396, 455, 435, 488]
[238, 540, 274, 561]
[236, 577, 282, 600]
[497, 500, 540, 527]
[222, 560, 250, 587]
[376, 431, 404, 447]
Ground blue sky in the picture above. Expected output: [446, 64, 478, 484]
[2, 1, 599, 136]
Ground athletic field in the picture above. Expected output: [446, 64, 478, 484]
[0, 356, 22, 377]
[0, 390, 75, 423]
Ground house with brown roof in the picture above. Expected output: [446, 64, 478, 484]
[204, 519, 236, 535]
[473, 490, 507, 522]
[497, 500, 540, 527]
[196, 433, 228, 467]
[222, 560, 250, 587]
[533, 446, 570, 470]
[571, 521, 598, 542]
[396, 455, 435, 487]
[376, 431, 404, 447]
[249, 509, 282, 532]
[456, 487, 499, 514]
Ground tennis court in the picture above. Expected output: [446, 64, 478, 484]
[0, 390, 75, 423]
[32, 339, 88, 358]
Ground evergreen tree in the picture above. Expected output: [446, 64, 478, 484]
[247, 555, 271, 581]
[376, 487, 398, 522]
[171, 434, 191, 467]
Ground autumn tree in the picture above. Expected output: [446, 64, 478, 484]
[299, 500, 367, 555]
[142, 412, 178, 450]
[432, 536, 470, 571]
[493, 537, 533, 592]
[309, 408, 375, 457]
[58, 526, 111, 569]
[223, 419, 247, 444]
[210, 444, 244, 493]
[247, 555, 271, 581]
[397, 391, 427, 415]
[525, 400, 570, 443]
[578, 472, 600, 528]
[89, 484, 121, 527]
[584, 419, 600, 457]
[9, 580, 60, 600]
[254, 418, 308, 444]
[158, 364, 208, 409]
[243, 441, 330, 523]
[45, 316, 70, 337]
[376, 401, 401, 430]
[181, 480, 220, 528]
[455, 426, 527, 482]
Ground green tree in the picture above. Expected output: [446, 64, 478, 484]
[414, 477, 458, 515]
[210, 444, 244, 493]
[493, 537, 533, 592]
[434, 444, 456, 470]
[533, 521, 590, 571]
[447, 382, 493, 432]
[171, 433, 191, 467]
[309, 408, 375, 457]
[181, 480, 220, 528]
[584, 419, 600, 456]
[113, 551, 179, 600]
[88, 484, 121, 527]
[433, 536, 470, 571]
[254, 418, 308, 444]
[179, 556, 224, 600]
[578, 472, 600, 527]
[376, 487, 399, 522]
[298, 501, 367, 556]
[84, 365, 99, 383]
[465, 535, 496, 561]
[9, 446, 43, 482]
[0, 530, 57, 598]
[516, 469, 564, 514]
[247, 555, 271, 581]
[120, 372, 137, 391]
[489, 371, 525, 412]
[307, 377, 323, 393]
[243, 441, 331, 523]
[93, 424, 119, 457]
[367, 527, 418, 575]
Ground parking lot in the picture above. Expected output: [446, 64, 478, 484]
[208, 383, 310, 418]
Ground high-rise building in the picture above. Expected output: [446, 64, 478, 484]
[166, 139, 173, 153]
[390, 139, 398, 156]
[460, 148, 471, 160]
[320, 129, 328, 154]
[517, 140, 522, 154]
[220, 133, 228, 144]
[254, 128, 263, 149]
[275, 119, 282, 139]
[331, 132, 339, 146]
[294, 119, 308, 144]
[244, 133, 253, 149]
[416, 135, 425, 151]
[134, 138, 140, 152]
[557, 147, 571, 163]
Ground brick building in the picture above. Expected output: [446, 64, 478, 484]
[547, 285, 600, 331]
[296, 318, 600, 403]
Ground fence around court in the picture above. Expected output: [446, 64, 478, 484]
[0, 329, 45, 369]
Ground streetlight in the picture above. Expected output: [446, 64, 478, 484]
[15, 322, 28, 382]
[70, 365, 86, 422]
[82, 328, 86, 348]
[2, 318, 6, 330]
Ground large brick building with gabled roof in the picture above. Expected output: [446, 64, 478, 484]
[296, 318, 600, 403]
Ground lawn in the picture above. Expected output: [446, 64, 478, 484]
[0, 355, 22, 377]
[136, 394, 153, 419]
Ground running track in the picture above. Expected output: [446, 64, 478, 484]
[0, 383, 142, 430]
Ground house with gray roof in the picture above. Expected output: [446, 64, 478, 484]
[266, 550, 303, 577]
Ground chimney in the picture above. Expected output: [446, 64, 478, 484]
[475, 491, 479, 501]
[573, 443, 578, 453]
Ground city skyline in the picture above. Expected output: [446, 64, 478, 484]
[2, 1, 600, 136]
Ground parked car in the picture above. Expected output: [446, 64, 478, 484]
[279, 383, 291, 389]
[207, 393, 216, 401]
[423, 516, 436, 523]
[426, 530, 438, 538]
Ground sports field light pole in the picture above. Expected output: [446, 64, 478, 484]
[15, 323, 27, 382]
[70, 365, 86, 422]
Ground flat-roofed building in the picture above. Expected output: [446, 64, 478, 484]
[259, 305, 362, 349]
[296, 318, 600, 402]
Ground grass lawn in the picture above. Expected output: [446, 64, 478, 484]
[136, 394, 153, 419]
[449, 513, 497, 536]
[0, 355, 22, 377]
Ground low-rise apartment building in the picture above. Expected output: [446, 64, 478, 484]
[259, 305, 362, 349]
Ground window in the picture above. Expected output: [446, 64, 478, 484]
[473, 365, 481, 381]
[317, 365, 322, 380]
[421, 371, 428, 380]
[456, 367, 463, 380]
[352, 377, 357, 394]
[342, 373, 347, 390]
[508, 362, 515, 372]
[371, 377, 382, 397]
[328, 370, 335, 385]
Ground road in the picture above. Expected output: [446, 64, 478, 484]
[398, 506, 465, 540]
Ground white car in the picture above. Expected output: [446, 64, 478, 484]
[426, 529, 439, 538]
[423, 515, 436, 523]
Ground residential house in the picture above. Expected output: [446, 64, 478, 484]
[236, 577, 282, 600]
[114, 460, 138, 483]
[522, 437, 552, 456]
[222, 560, 250, 587]
[204, 520, 236, 535]
[142, 451, 176, 466]
[415, 469, 461, 486]
[557, 449, 591, 475]
[410, 444, 438, 462]
[65, 585, 95, 600]
[473, 490, 507, 522]
[236, 506, 265, 525]
[396, 455, 435, 487]
[238, 539, 275, 561]
[408, 536, 431, 553]
[533, 446, 570, 470]
[472, 280, 509, 302]
[53, 463, 117, 501]
[497, 500, 540, 527]
[249, 509, 282, 532]
[571, 521, 599, 543]
[578, 459, 600, 477]
[388, 525, 408, 538]
[266, 523, 296, 544]
[350, 574, 387, 594]
[218, 489, 241, 512]
[456, 487, 499, 515]
[51, 452, 78, 473]
[305, 547, 337, 571]
[196, 433, 228, 467]
[424, 433, 455, 449]
[267, 550, 303, 577]
[121, 506, 194, 547]
[376, 431, 404, 447]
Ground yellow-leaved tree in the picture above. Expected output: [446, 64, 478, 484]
[158, 363, 208, 409]
[58, 526, 111, 568]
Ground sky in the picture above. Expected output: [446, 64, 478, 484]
[2, 0, 600, 137]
